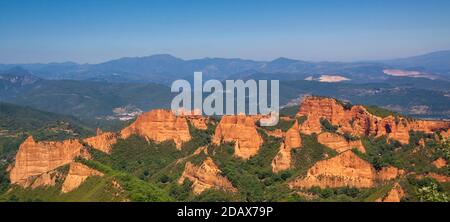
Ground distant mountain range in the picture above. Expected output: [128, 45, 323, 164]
[1, 50, 450, 85]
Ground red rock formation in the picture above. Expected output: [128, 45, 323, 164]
[432, 158, 448, 169]
[61, 162, 103, 193]
[377, 166, 405, 181]
[271, 143, 291, 173]
[416, 173, 450, 183]
[265, 129, 284, 138]
[296, 96, 450, 144]
[285, 121, 302, 149]
[272, 121, 302, 172]
[212, 115, 263, 159]
[187, 116, 209, 130]
[83, 129, 118, 153]
[299, 114, 322, 135]
[121, 109, 191, 149]
[289, 151, 377, 188]
[178, 157, 237, 194]
[317, 132, 366, 153]
[442, 129, 450, 139]
[376, 183, 405, 202]
[10, 136, 83, 186]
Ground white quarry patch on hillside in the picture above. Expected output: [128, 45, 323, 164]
[383, 69, 437, 80]
[305, 75, 350, 82]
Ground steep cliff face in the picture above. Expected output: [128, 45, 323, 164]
[61, 162, 103, 193]
[271, 143, 291, 173]
[317, 132, 366, 153]
[212, 115, 263, 159]
[121, 109, 191, 149]
[299, 114, 323, 135]
[178, 157, 237, 194]
[10, 136, 83, 186]
[272, 121, 302, 172]
[289, 151, 377, 188]
[376, 183, 405, 202]
[297, 96, 450, 144]
[83, 129, 118, 153]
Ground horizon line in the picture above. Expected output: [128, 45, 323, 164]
[1, 49, 449, 66]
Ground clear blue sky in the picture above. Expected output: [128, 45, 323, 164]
[1, 0, 450, 63]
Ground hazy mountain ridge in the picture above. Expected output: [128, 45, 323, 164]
[1, 50, 450, 84]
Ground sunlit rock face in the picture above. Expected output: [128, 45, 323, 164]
[178, 157, 237, 194]
[376, 183, 405, 202]
[377, 166, 405, 181]
[212, 115, 263, 159]
[317, 132, 365, 153]
[432, 157, 448, 169]
[289, 151, 377, 189]
[83, 129, 118, 153]
[120, 109, 191, 149]
[272, 121, 302, 172]
[296, 96, 450, 144]
[61, 162, 103, 193]
[10, 136, 83, 186]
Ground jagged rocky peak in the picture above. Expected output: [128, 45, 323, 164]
[212, 115, 263, 159]
[296, 96, 450, 144]
[271, 120, 302, 173]
[178, 157, 237, 195]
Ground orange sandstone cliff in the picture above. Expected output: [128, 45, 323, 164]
[178, 157, 237, 194]
[212, 115, 263, 159]
[289, 151, 377, 189]
[297, 96, 450, 144]
[121, 109, 191, 149]
[83, 129, 118, 153]
[272, 121, 302, 172]
[10, 136, 84, 186]
[317, 132, 366, 153]
[61, 162, 103, 193]
[376, 183, 405, 202]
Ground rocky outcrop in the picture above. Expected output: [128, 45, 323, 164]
[83, 129, 118, 153]
[178, 157, 237, 194]
[299, 114, 323, 135]
[265, 129, 283, 138]
[61, 162, 103, 193]
[428, 173, 450, 183]
[272, 121, 302, 172]
[187, 116, 209, 130]
[296, 96, 450, 144]
[432, 158, 448, 169]
[10, 136, 84, 186]
[376, 183, 405, 202]
[289, 151, 377, 188]
[272, 143, 292, 173]
[284, 121, 302, 149]
[441, 129, 450, 138]
[317, 132, 366, 153]
[121, 109, 191, 149]
[212, 115, 263, 159]
[377, 166, 405, 181]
